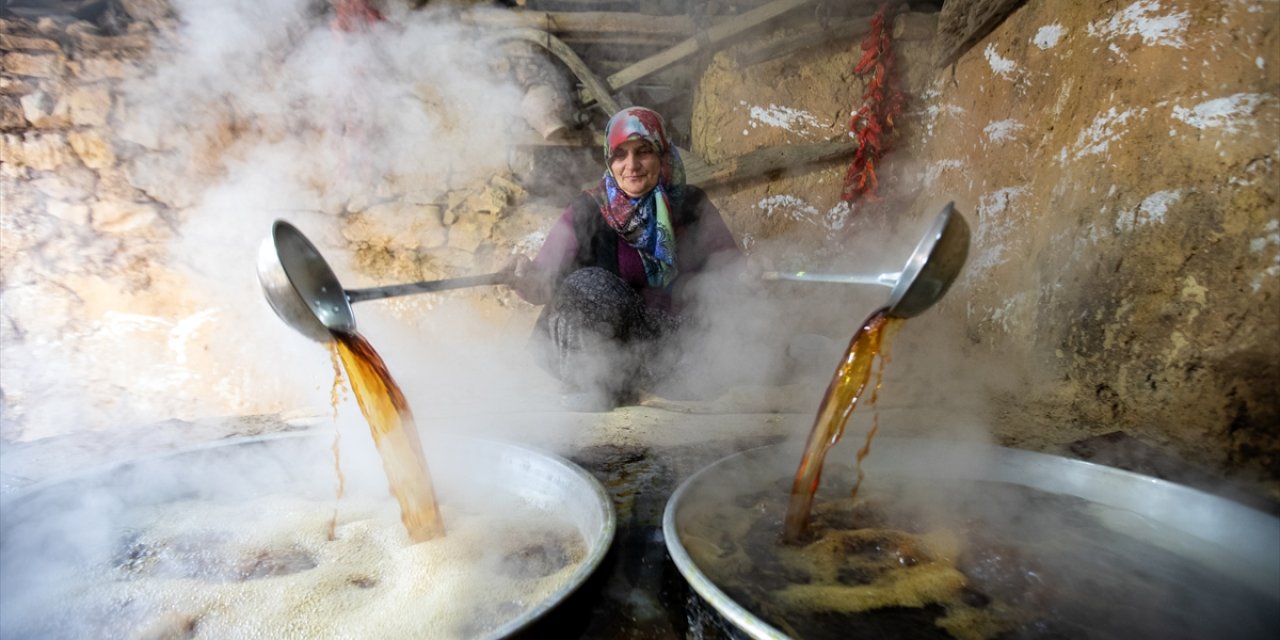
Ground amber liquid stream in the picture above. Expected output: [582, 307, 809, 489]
[332, 332, 445, 542]
[782, 308, 902, 542]
[326, 344, 347, 540]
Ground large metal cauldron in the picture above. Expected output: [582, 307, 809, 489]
[663, 437, 1280, 639]
[0, 432, 615, 639]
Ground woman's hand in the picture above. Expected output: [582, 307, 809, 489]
[502, 254, 555, 304]
[500, 254, 532, 288]
[733, 253, 775, 288]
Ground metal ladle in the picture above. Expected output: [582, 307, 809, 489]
[761, 202, 970, 318]
[257, 220, 506, 342]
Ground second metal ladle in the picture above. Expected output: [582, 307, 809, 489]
[762, 202, 970, 318]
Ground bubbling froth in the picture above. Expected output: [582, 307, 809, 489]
[12, 492, 585, 639]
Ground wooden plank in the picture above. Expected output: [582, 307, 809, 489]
[686, 141, 859, 189]
[734, 16, 871, 67]
[557, 32, 684, 47]
[462, 10, 695, 37]
[577, 143, 717, 192]
[934, 0, 1026, 68]
[601, 0, 816, 95]
[734, 9, 935, 66]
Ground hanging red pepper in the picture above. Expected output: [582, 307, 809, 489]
[841, 5, 904, 205]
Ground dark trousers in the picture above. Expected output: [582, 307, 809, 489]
[530, 267, 681, 399]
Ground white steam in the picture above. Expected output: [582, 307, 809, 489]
[3, 1, 538, 441]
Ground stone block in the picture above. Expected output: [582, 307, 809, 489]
[125, 154, 196, 208]
[0, 95, 23, 130]
[95, 167, 143, 202]
[121, 0, 171, 22]
[0, 76, 34, 95]
[1, 52, 63, 79]
[91, 200, 159, 234]
[5, 131, 73, 171]
[0, 34, 60, 53]
[67, 85, 112, 127]
[69, 57, 135, 81]
[68, 129, 116, 169]
[0, 206, 57, 254]
[32, 167, 96, 201]
[72, 31, 151, 53]
[0, 133, 17, 165]
[46, 200, 91, 226]
[489, 173, 528, 206]
[34, 18, 59, 36]
[447, 215, 495, 253]
[453, 185, 510, 217]
[441, 204, 459, 226]
[18, 90, 70, 128]
[1, 282, 76, 337]
[0, 160, 27, 182]
[403, 188, 448, 206]
[115, 108, 163, 150]
[420, 225, 449, 249]
[345, 201, 446, 251]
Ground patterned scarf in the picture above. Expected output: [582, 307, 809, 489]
[591, 107, 684, 289]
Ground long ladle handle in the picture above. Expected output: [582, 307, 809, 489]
[345, 272, 507, 303]
[761, 270, 900, 288]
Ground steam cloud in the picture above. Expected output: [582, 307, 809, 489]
[1, 0, 996, 462]
[1, 0, 549, 442]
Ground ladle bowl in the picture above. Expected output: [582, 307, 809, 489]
[762, 202, 970, 318]
[258, 220, 506, 342]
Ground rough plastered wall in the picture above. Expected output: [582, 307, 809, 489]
[694, 0, 1280, 496]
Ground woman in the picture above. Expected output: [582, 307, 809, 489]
[507, 106, 743, 411]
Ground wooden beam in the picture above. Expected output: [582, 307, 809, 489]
[461, 10, 695, 37]
[571, 142, 855, 192]
[556, 32, 684, 47]
[607, 0, 814, 91]
[734, 15, 872, 67]
[577, 0, 817, 105]
[687, 141, 859, 189]
[934, 0, 1027, 68]
[734, 10, 936, 67]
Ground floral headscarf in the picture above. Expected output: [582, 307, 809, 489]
[592, 107, 685, 289]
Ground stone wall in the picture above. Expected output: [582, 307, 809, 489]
[693, 0, 1279, 496]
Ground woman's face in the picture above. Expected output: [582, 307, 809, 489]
[609, 138, 661, 198]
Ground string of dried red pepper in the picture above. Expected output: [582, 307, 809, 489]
[840, 4, 905, 204]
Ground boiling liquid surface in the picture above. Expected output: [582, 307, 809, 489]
[685, 473, 1277, 639]
[0, 317, 598, 638]
[2, 489, 585, 639]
